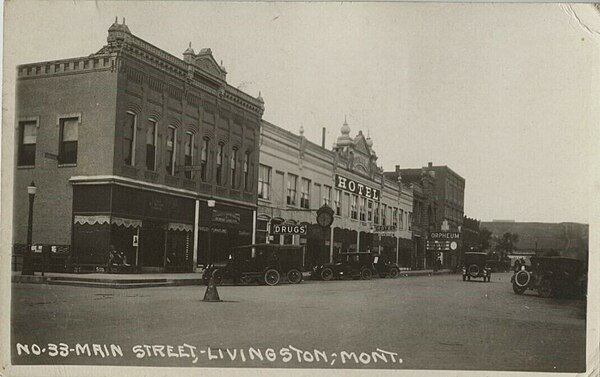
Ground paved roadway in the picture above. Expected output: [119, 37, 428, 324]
[11, 272, 586, 373]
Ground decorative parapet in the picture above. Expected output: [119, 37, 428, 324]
[17, 56, 116, 78]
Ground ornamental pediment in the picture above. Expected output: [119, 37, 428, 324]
[192, 49, 226, 81]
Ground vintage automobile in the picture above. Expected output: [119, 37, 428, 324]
[511, 256, 587, 298]
[312, 252, 399, 280]
[462, 252, 492, 282]
[202, 244, 305, 286]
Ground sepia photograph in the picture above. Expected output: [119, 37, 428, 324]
[1, 1, 599, 376]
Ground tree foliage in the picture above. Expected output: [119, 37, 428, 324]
[495, 232, 519, 259]
[479, 227, 492, 251]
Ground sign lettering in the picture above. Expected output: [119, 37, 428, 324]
[271, 224, 308, 236]
[335, 174, 380, 200]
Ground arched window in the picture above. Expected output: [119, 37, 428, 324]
[216, 143, 224, 185]
[146, 119, 157, 171]
[166, 126, 176, 175]
[123, 112, 136, 166]
[184, 131, 194, 180]
[200, 137, 209, 182]
[243, 152, 250, 191]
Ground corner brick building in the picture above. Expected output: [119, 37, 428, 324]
[13, 19, 264, 272]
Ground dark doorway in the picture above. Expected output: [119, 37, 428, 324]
[140, 221, 166, 268]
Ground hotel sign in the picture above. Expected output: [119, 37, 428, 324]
[335, 175, 380, 200]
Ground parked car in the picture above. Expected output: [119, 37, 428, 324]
[511, 256, 587, 298]
[372, 254, 401, 278]
[312, 252, 398, 281]
[202, 244, 305, 286]
[462, 252, 492, 282]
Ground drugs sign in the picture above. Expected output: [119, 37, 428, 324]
[271, 224, 308, 236]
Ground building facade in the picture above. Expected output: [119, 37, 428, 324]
[14, 19, 264, 272]
[384, 166, 437, 269]
[257, 119, 413, 268]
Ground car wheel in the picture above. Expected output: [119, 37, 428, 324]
[514, 270, 530, 288]
[512, 281, 526, 294]
[264, 269, 281, 286]
[361, 268, 373, 280]
[287, 269, 303, 284]
[389, 267, 399, 279]
[537, 279, 554, 298]
[468, 264, 480, 278]
[320, 268, 334, 281]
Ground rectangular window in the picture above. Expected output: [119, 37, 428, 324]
[335, 189, 342, 216]
[393, 207, 398, 228]
[184, 132, 194, 180]
[123, 112, 136, 166]
[287, 174, 298, 206]
[58, 117, 78, 164]
[399, 209, 404, 229]
[359, 197, 366, 221]
[300, 178, 311, 209]
[382, 204, 387, 226]
[258, 164, 271, 200]
[367, 200, 373, 222]
[200, 138, 209, 181]
[18, 120, 37, 166]
[216, 143, 224, 185]
[243, 152, 250, 191]
[165, 126, 176, 175]
[323, 185, 332, 206]
[230, 148, 237, 188]
[351, 195, 358, 220]
[374, 202, 380, 224]
[146, 120, 157, 171]
[408, 212, 413, 230]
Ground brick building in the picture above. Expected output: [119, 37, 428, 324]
[385, 162, 465, 269]
[257, 119, 414, 268]
[13, 19, 264, 272]
[384, 166, 437, 269]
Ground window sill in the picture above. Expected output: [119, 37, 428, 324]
[58, 163, 77, 168]
[17, 165, 35, 169]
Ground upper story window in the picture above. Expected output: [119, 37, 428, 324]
[359, 197, 366, 221]
[18, 120, 37, 166]
[200, 138, 209, 182]
[350, 195, 358, 220]
[399, 209, 404, 229]
[146, 119, 157, 171]
[382, 204, 387, 226]
[287, 174, 298, 206]
[367, 200, 373, 222]
[408, 212, 413, 230]
[123, 112, 136, 166]
[230, 148, 238, 188]
[374, 202, 380, 224]
[58, 117, 79, 164]
[243, 152, 250, 191]
[258, 164, 271, 200]
[300, 178, 311, 209]
[323, 185, 332, 207]
[165, 126, 176, 176]
[393, 207, 398, 228]
[216, 143, 224, 185]
[335, 189, 342, 216]
[184, 132, 194, 180]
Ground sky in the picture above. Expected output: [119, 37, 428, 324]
[3, 2, 599, 224]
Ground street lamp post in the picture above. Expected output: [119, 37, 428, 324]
[22, 181, 37, 276]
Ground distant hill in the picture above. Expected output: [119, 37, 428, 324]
[480, 221, 588, 261]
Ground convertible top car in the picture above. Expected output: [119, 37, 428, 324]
[462, 252, 492, 282]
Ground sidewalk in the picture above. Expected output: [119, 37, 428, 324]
[11, 269, 456, 288]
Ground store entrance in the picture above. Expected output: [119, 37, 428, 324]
[140, 220, 166, 270]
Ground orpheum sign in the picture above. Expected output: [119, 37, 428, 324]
[335, 174, 380, 200]
[429, 232, 461, 240]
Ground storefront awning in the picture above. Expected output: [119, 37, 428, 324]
[74, 215, 110, 226]
[112, 216, 142, 228]
[167, 222, 194, 232]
